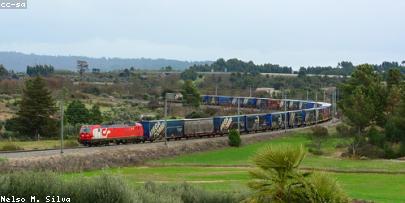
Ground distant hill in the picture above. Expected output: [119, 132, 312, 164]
[0, 52, 211, 72]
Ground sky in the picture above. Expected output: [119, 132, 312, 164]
[0, 0, 404, 68]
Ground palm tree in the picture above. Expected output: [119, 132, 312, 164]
[247, 144, 308, 202]
[246, 144, 348, 203]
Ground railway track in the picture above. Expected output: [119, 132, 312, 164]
[0, 120, 338, 159]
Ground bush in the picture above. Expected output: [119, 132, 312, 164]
[310, 126, 329, 151]
[185, 111, 209, 118]
[0, 173, 245, 203]
[136, 182, 245, 203]
[64, 140, 79, 148]
[0, 172, 136, 203]
[356, 144, 385, 158]
[0, 143, 22, 151]
[311, 126, 329, 138]
[307, 173, 349, 203]
[228, 129, 241, 147]
[336, 123, 353, 137]
[308, 147, 324, 155]
[81, 86, 101, 95]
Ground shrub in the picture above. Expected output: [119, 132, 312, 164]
[356, 144, 385, 158]
[0, 172, 136, 203]
[307, 173, 349, 203]
[336, 123, 352, 137]
[228, 129, 241, 147]
[81, 86, 101, 95]
[0, 143, 22, 151]
[135, 182, 245, 203]
[308, 147, 323, 155]
[185, 111, 209, 118]
[309, 126, 329, 152]
[64, 140, 79, 148]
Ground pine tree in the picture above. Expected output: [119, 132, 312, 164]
[16, 77, 57, 138]
[181, 80, 201, 108]
[65, 100, 90, 125]
[89, 104, 103, 124]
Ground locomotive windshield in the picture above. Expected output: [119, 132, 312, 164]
[80, 127, 90, 133]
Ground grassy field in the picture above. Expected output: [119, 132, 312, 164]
[66, 129, 405, 202]
[0, 139, 78, 151]
[73, 166, 405, 203]
[157, 133, 405, 172]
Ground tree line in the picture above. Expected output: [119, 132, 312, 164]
[26, 64, 55, 77]
[189, 58, 405, 76]
[189, 58, 293, 74]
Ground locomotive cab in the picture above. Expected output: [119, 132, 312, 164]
[79, 125, 93, 144]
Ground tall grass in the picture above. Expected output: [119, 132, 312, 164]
[0, 172, 245, 203]
[0, 172, 135, 203]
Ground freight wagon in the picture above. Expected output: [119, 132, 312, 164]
[184, 118, 214, 137]
[213, 115, 246, 134]
[245, 113, 272, 132]
[141, 120, 184, 141]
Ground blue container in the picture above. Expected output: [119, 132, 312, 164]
[305, 102, 315, 109]
[218, 96, 233, 105]
[213, 115, 246, 133]
[141, 120, 184, 141]
[271, 112, 287, 129]
[202, 95, 210, 104]
[245, 113, 272, 131]
[288, 110, 305, 127]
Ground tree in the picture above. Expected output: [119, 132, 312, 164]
[0, 64, 9, 78]
[387, 68, 402, 89]
[15, 77, 57, 138]
[161, 66, 173, 71]
[180, 69, 198, 81]
[228, 129, 241, 147]
[247, 144, 348, 202]
[26, 65, 54, 77]
[77, 60, 89, 80]
[65, 100, 90, 125]
[181, 80, 201, 108]
[339, 64, 385, 130]
[298, 67, 307, 77]
[310, 126, 329, 152]
[89, 104, 103, 124]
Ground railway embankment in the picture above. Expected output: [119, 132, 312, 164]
[0, 121, 335, 172]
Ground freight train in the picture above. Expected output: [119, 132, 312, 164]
[79, 95, 332, 146]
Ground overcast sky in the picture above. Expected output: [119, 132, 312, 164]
[0, 0, 404, 68]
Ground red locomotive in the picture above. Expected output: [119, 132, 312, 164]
[79, 123, 144, 146]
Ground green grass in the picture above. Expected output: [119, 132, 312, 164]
[64, 129, 405, 202]
[156, 133, 405, 172]
[0, 139, 77, 151]
[70, 166, 405, 203]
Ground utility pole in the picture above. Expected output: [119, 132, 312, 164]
[60, 100, 64, 154]
[249, 86, 252, 97]
[323, 90, 326, 102]
[215, 85, 218, 96]
[237, 97, 240, 132]
[164, 94, 168, 146]
[315, 91, 318, 125]
[284, 91, 287, 133]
